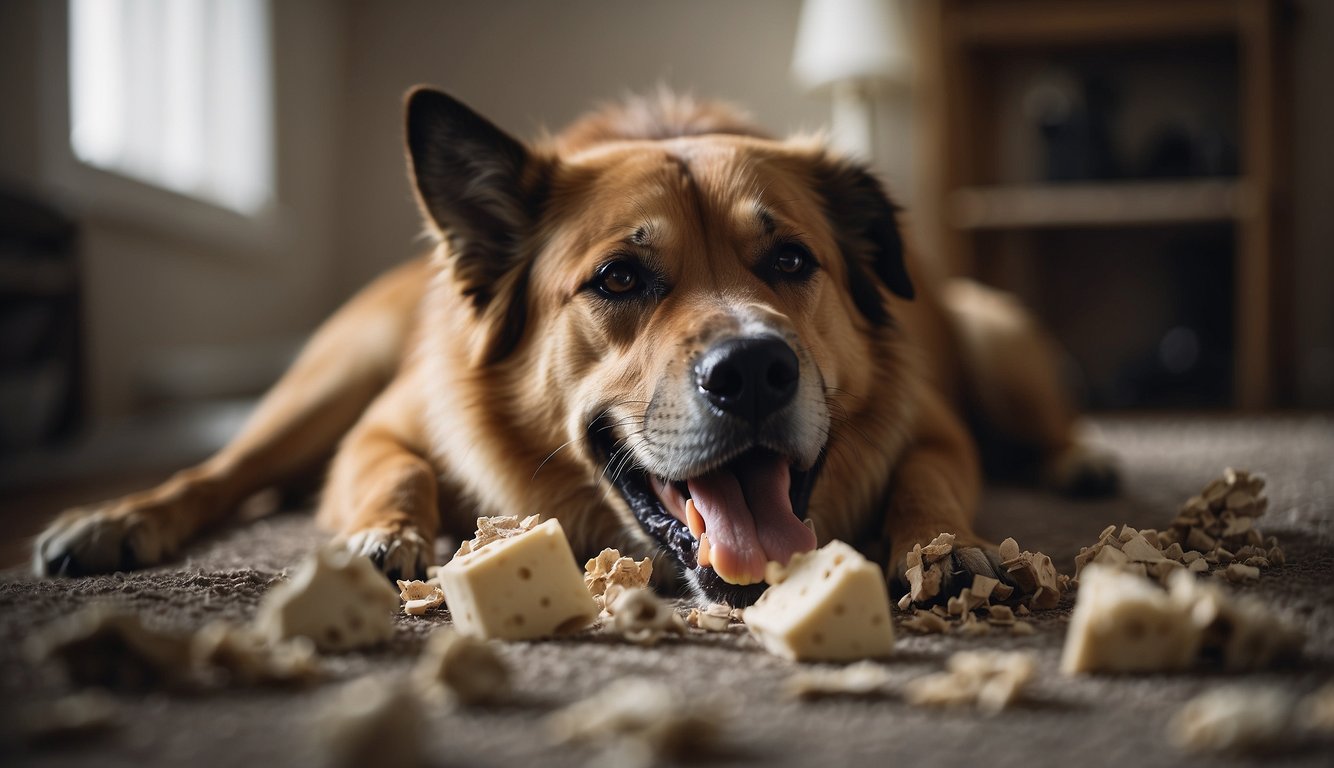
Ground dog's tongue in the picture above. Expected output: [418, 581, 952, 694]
[686, 453, 817, 585]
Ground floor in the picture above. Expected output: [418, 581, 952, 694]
[1, 414, 1331, 767]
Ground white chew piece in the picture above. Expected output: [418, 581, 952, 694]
[318, 676, 424, 768]
[1060, 565, 1200, 674]
[744, 540, 895, 662]
[439, 518, 598, 640]
[254, 546, 399, 652]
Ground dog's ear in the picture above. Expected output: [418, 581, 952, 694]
[812, 156, 914, 323]
[405, 87, 544, 362]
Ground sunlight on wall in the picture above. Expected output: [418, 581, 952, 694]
[69, 0, 273, 215]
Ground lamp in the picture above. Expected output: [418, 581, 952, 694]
[792, 0, 910, 160]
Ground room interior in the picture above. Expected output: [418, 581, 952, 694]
[0, 1, 1331, 765]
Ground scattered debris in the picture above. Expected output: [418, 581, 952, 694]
[397, 579, 445, 616]
[438, 517, 598, 641]
[999, 538, 1064, 610]
[608, 588, 687, 646]
[1221, 563, 1261, 584]
[30, 604, 322, 694]
[317, 675, 424, 768]
[27, 608, 193, 691]
[902, 533, 953, 604]
[897, 535, 1058, 634]
[1302, 684, 1334, 734]
[900, 609, 950, 635]
[584, 549, 654, 615]
[745, 540, 895, 662]
[1168, 683, 1334, 754]
[904, 651, 1035, 715]
[546, 678, 722, 766]
[190, 622, 321, 686]
[1172, 469, 1283, 567]
[1061, 566, 1304, 675]
[686, 603, 736, 632]
[784, 662, 890, 700]
[1074, 470, 1285, 587]
[1168, 686, 1295, 754]
[15, 691, 119, 745]
[254, 546, 399, 652]
[415, 628, 510, 706]
[1167, 570, 1304, 671]
[956, 615, 992, 636]
[454, 514, 542, 556]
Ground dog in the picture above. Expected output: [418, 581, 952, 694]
[33, 88, 1116, 606]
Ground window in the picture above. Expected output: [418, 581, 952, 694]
[68, 0, 273, 216]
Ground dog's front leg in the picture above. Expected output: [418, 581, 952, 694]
[317, 377, 440, 581]
[879, 389, 1008, 600]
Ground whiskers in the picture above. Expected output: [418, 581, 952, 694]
[530, 401, 650, 487]
[602, 421, 650, 488]
[825, 385, 880, 452]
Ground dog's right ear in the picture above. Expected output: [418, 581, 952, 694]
[405, 87, 540, 311]
[406, 87, 548, 364]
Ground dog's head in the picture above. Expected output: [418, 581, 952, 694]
[406, 88, 913, 605]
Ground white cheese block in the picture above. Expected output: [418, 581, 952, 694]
[439, 518, 597, 640]
[254, 546, 399, 652]
[743, 540, 895, 662]
[1060, 565, 1200, 674]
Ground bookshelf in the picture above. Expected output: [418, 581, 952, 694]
[916, 0, 1292, 408]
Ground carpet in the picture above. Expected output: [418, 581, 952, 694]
[2, 414, 1332, 767]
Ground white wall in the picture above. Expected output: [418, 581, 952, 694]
[328, 0, 916, 298]
[0, 0, 346, 422]
[2, 0, 1328, 421]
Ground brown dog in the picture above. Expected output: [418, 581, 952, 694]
[33, 88, 1115, 605]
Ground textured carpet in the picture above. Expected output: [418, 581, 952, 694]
[2, 415, 1332, 767]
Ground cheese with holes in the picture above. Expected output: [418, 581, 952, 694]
[743, 540, 894, 661]
[254, 546, 399, 652]
[1060, 565, 1200, 674]
[439, 518, 597, 640]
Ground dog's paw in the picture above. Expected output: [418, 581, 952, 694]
[342, 527, 432, 582]
[33, 503, 175, 577]
[1044, 443, 1120, 498]
[892, 543, 1014, 606]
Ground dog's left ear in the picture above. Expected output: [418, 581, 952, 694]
[406, 87, 545, 362]
[812, 156, 914, 323]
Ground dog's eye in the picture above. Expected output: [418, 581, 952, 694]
[775, 249, 805, 274]
[595, 261, 642, 297]
[768, 244, 817, 281]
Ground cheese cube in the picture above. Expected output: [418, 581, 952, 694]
[1060, 565, 1200, 675]
[255, 546, 399, 652]
[439, 518, 597, 640]
[743, 540, 894, 662]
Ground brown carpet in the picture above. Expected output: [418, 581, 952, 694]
[2, 415, 1332, 767]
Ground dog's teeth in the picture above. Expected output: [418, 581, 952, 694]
[686, 499, 706, 539]
[802, 518, 815, 534]
[697, 532, 712, 568]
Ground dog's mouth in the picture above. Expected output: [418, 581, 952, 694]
[590, 422, 822, 606]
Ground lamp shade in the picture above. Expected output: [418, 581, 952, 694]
[792, 0, 910, 90]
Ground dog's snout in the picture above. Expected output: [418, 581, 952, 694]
[695, 337, 799, 424]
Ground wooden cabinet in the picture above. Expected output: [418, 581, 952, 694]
[915, 0, 1291, 408]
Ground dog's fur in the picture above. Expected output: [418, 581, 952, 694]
[34, 89, 1115, 604]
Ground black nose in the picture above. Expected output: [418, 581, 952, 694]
[695, 337, 799, 424]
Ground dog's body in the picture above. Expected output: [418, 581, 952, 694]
[35, 90, 1114, 604]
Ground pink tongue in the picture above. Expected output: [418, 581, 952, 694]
[685, 453, 818, 585]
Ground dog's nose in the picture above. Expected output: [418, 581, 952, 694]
[695, 337, 799, 424]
